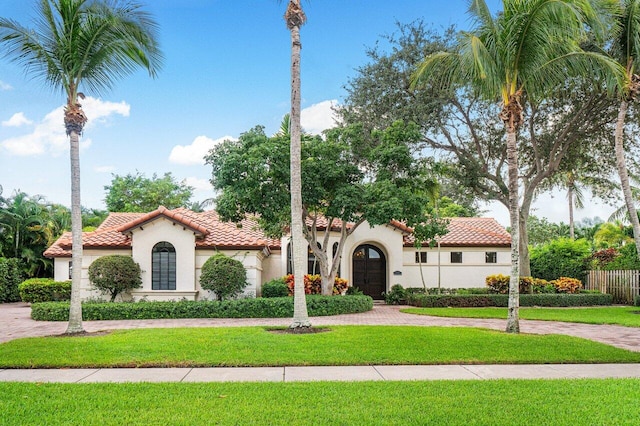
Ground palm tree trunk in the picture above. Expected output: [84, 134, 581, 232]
[568, 184, 575, 240]
[288, 10, 310, 329]
[66, 128, 84, 334]
[615, 99, 640, 260]
[506, 127, 520, 333]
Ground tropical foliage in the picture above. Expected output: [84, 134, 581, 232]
[104, 172, 194, 212]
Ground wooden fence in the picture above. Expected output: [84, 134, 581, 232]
[585, 270, 640, 304]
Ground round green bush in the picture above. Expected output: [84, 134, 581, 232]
[262, 278, 289, 298]
[88, 255, 142, 302]
[530, 238, 591, 281]
[200, 253, 248, 301]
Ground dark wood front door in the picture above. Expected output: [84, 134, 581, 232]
[352, 244, 386, 300]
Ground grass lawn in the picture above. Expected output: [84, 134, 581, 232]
[401, 306, 640, 327]
[2, 379, 639, 425]
[1, 325, 639, 368]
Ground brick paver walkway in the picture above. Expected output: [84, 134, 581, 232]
[1, 302, 639, 352]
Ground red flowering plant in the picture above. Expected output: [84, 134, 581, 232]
[285, 274, 349, 295]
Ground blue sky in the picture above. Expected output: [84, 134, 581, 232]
[0, 0, 614, 225]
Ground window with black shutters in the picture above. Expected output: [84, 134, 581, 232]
[152, 241, 176, 290]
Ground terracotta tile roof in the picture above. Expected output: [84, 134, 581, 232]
[44, 207, 280, 258]
[117, 206, 209, 236]
[403, 217, 511, 247]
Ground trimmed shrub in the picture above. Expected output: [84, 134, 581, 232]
[261, 278, 289, 298]
[635, 295, 640, 307]
[19, 278, 71, 303]
[0, 257, 22, 303]
[385, 284, 406, 305]
[88, 255, 142, 302]
[200, 254, 248, 301]
[345, 286, 363, 296]
[485, 274, 534, 294]
[406, 293, 613, 308]
[30, 295, 374, 321]
[530, 237, 591, 281]
[285, 274, 349, 295]
[552, 277, 582, 294]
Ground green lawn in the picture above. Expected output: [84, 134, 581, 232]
[1, 325, 639, 368]
[401, 306, 640, 327]
[2, 380, 639, 425]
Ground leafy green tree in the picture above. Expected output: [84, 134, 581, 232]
[0, 0, 162, 333]
[206, 120, 432, 296]
[199, 254, 248, 301]
[594, 221, 633, 248]
[526, 216, 570, 247]
[340, 19, 621, 280]
[530, 238, 592, 281]
[410, 0, 623, 333]
[104, 172, 193, 212]
[88, 255, 141, 302]
[0, 191, 54, 277]
[607, 0, 640, 261]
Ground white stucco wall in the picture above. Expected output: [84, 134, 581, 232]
[401, 246, 511, 288]
[128, 218, 198, 301]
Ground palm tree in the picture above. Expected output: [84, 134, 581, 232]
[411, 0, 623, 333]
[0, 0, 162, 333]
[282, 0, 311, 328]
[563, 171, 586, 240]
[609, 0, 640, 261]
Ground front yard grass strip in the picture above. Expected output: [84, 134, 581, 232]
[2, 379, 639, 425]
[1, 325, 639, 368]
[401, 306, 640, 327]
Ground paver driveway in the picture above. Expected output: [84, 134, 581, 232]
[1, 302, 639, 352]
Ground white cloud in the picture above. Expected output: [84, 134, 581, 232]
[0, 80, 12, 91]
[94, 165, 115, 173]
[184, 176, 213, 192]
[2, 112, 32, 127]
[0, 97, 130, 156]
[301, 99, 339, 135]
[169, 135, 235, 165]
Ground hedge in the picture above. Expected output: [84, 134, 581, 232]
[30, 295, 374, 321]
[635, 295, 640, 307]
[0, 258, 22, 303]
[406, 293, 613, 308]
[18, 279, 71, 303]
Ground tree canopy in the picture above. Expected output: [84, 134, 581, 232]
[104, 172, 194, 213]
[206, 121, 436, 294]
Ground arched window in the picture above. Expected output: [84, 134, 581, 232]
[332, 242, 341, 277]
[152, 242, 176, 290]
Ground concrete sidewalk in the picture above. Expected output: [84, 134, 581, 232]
[1, 364, 640, 383]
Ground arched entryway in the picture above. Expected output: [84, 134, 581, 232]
[352, 244, 387, 300]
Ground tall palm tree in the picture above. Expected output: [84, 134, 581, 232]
[411, 0, 623, 333]
[0, 0, 162, 333]
[282, 0, 311, 328]
[609, 0, 640, 260]
[564, 171, 586, 239]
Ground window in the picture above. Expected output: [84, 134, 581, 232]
[415, 252, 427, 264]
[332, 242, 341, 276]
[68, 261, 73, 280]
[152, 241, 176, 290]
[450, 252, 462, 263]
[485, 251, 497, 263]
[286, 240, 293, 275]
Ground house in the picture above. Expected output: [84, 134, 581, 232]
[44, 206, 512, 301]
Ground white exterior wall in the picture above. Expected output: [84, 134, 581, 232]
[128, 218, 198, 301]
[261, 252, 282, 283]
[401, 246, 511, 289]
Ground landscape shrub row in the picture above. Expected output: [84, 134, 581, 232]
[30, 295, 374, 321]
[0, 258, 22, 303]
[485, 274, 583, 294]
[406, 293, 613, 308]
[18, 278, 71, 303]
[283, 274, 349, 295]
